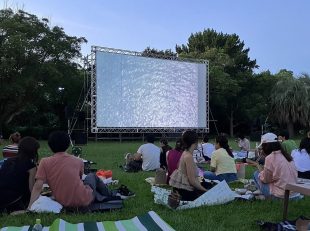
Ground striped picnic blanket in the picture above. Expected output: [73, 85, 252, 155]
[0, 211, 175, 231]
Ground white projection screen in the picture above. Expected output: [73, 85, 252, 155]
[91, 47, 209, 133]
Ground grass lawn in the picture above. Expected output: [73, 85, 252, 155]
[0, 139, 309, 230]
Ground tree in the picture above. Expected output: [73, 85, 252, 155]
[270, 70, 310, 137]
[176, 29, 258, 136]
[0, 9, 86, 134]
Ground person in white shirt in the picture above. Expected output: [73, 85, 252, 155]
[291, 137, 310, 179]
[134, 134, 160, 171]
[236, 134, 250, 158]
[201, 135, 215, 161]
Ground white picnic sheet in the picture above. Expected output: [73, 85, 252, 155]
[151, 180, 236, 210]
[30, 195, 63, 213]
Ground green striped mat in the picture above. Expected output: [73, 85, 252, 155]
[0, 211, 175, 231]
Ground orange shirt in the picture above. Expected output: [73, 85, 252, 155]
[36, 152, 93, 207]
[259, 151, 297, 198]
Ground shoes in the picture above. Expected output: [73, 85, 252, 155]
[253, 189, 261, 195]
[116, 185, 135, 199]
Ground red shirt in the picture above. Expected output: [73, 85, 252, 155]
[167, 149, 182, 183]
[36, 152, 93, 207]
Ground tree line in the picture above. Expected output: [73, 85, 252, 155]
[0, 9, 309, 139]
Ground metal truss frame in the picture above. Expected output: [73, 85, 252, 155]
[90, 46, 209, 134]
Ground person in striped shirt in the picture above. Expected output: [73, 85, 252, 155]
[2, 132, 21, 158]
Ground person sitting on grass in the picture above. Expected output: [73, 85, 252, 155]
[2, 132, 21, 158]
[159, 138, 172, 168]
[0, 137, 39, 211]
[133, 134, 160, 171]
[28, 131, 131, 210]
[253, 132, 298, 199]
[166, 138, 183, 184]
[291, 137, 310, 179]
[203, 135, 238, 183]
[169, 131, 207, 201]
[201, 135, 215, 161]
[235, 133, 250, 158]
[278, 130, 297, 156]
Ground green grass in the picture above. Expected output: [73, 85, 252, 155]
[0, 140, 309, 230]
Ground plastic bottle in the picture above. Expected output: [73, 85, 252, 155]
[32, 219, 43, 231]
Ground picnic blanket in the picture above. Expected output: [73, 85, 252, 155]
[0, 211, 175, 231]
[257, 216, 310, 231]
[151, 180, 235, 209]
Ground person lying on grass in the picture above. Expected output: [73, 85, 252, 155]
[27, 131, 121, 209]
[169, 130, 207, 201]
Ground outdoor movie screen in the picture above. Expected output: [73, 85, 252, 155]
[95, 51, 207, 128]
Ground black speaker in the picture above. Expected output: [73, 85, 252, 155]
[74, 132, 87, 145]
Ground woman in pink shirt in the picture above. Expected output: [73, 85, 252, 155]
[253, 133, 297, 199]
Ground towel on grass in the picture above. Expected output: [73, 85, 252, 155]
[0, 211, 175, 231]
[152, 180, 235, 209]
[30, 196, 63, 213]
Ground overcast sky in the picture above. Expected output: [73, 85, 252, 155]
[2, 0, 310, 75]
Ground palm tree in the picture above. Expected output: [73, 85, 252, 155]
[270, 75, 310, 137]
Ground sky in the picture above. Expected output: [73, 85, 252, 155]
[2, 0, 310, 75]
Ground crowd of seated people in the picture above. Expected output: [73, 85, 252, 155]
[1, 129, 309, 213]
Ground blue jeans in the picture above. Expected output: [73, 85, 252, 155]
[253, 170, 271, 197]
[204, 171, 238, 183]
[236, 151, 248, 158]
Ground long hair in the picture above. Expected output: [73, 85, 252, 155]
[174, 138, 183, 152]
[299, 137, 310, 154]
[18, 136, 40, 163]
[160, 138, 168, 146]
[215, 135, 233, 158]
[182, 130, 198, 150]
[262, 142, 292, 162]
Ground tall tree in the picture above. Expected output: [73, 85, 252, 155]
[270, 70, 310, 137]
[176, 29, 258, 136]
[0, 9, 86, 133]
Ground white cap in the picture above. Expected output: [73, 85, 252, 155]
[257, 133, 278, 148]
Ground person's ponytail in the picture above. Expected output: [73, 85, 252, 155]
[216, 135, 233, 158]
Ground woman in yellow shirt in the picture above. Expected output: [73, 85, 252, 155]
[204, 135, 237, 183]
